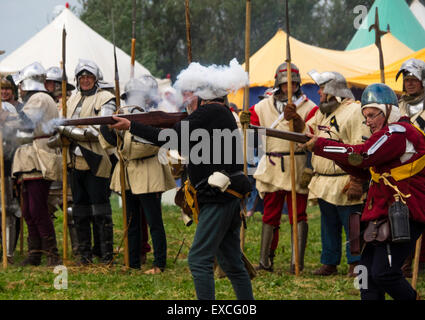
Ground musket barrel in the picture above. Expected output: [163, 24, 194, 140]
[249, 125, 309, 144]
[61, 111, 188, 128]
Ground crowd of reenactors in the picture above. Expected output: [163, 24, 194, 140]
[1, 56, 425, 300]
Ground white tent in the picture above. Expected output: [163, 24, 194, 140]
[0, 8, 170, 91]
[410, 0, 425, 31]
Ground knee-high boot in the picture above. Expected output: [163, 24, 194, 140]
[73, 204, 93, 265]
[256, 223, 274, 271]
[92, 203, 114, 264]
[290, 221, 308, 274]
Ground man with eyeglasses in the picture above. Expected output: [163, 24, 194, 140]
[306, 70, 370, 277]
[303, 83, 425, 300]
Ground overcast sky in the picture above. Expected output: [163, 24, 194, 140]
[0, 0, 82, 61]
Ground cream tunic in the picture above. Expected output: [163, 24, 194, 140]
[12, 92, 61, 181]
[307, 99, 370, 206]
[253, 95, 316, 196]
[66, 90, 115, 178]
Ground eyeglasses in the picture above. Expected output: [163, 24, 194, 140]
[363, 111, 383, 123]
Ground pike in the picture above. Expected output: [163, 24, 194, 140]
[185, 0, 192, 64]
[240, 0, 252, 252]
[112, 11, 129, 267]
[130, 0, 136, 78]
[369, 7, 388, 84]
[61, 26, 70, 263]
[285, 0, 300, 276]
[0, 49, 7, 269]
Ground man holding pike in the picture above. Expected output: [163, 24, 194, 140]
[53, 59, 117, 265]
[248, 63, 317, 273]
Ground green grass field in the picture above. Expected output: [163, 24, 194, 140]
[1, 193, 423, 300]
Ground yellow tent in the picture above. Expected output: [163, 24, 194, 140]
[229, 29, 413, 106]
[347, 47, 425, 94]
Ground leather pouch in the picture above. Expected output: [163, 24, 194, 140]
[363, 218, 391, 243]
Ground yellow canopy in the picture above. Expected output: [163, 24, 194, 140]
[347, 47, 425, 94]
[229, 29, 414, 106]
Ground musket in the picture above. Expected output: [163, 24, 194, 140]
[0, 49, 7, 269]
[61, 26, 70, 263]
[285, 0, 300, 276]
[61, 111, 188, 127]
[249, 125, 309, 144]
[185, 0, 192, 64]
[369, 7, 388, 84]
[130, 0, 137, 78]
[112, 11, 130, 268]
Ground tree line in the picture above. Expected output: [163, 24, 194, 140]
[76, 0, 416, 80]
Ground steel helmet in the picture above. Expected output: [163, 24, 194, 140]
[18, 62, 47, 92]
[361, 83, 398, 107]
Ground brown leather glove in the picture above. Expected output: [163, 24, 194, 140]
[284, 103, 298, 121]
[239, 110, 251, 126]
[284, 103, 305, 132]
[299, 168, 314, 189]
[342, 176, 364, 201]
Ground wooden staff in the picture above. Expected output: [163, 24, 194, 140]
[185, 0, 192, 64]
[285, 0, 300, 276]
[369, 7, 388, 84]
[412, 235, 422, 290]
[0, 55, 8, 268]
[112, 13, 130, 267]
[61, 26, 70, 263]
[130, 0, 137, 78]
[240, 0, 251, 251]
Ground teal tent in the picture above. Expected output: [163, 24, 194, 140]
[346, 0, 425, 51]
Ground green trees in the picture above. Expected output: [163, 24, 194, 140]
[76, 0, 411, 79]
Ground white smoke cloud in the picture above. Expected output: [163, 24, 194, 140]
[174, 58, 249, 100]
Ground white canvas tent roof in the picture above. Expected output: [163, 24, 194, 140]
[410, 0, 425, 31]
[0, 8, 170, 91]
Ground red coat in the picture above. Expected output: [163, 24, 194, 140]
[314, 118, 425, 223]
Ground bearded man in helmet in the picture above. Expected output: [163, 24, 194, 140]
[304, 83, 425, 300]
[0, 62, 62, 266]
[247, 63, 317, 273]
[306, 70, 370, 277]
[54, 59, 117, 265]
[396, 58, 425, 277]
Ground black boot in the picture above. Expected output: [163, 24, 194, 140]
[67, 207, 80, 258]
[73, 204, 93, 265]
[41, 235, 62, 267]
[92, 203, 114, 264]
[21, 236, 42, 266]
[256, 223, 274, 271]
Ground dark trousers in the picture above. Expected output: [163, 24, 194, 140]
[360, 220, 425, 300]
[318, 199, 362, 265]
[126, 192, 166, 270]
[22, 179, 54, 239]
[188, 199, 254, 300]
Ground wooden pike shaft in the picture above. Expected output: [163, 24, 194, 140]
[61, 27, 69, 263]
[412, 235, 422, 290]
[185, 0, 192, 64]
[286, 0, 299, 276]
[240, 0, 251, 252]
[131, 0, 136, 78]
[0, 78, 7, 269]
[113, 28, 130, 266]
